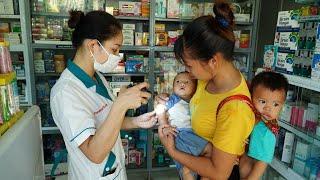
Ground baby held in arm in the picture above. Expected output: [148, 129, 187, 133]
[155, 72, 212, 180]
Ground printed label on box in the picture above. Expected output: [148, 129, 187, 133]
[276, 10, 300, 31]
[263, 45, 278, 69]
[155, 0, 167, 18]
[311, 53, 320, 80]
[167, 0, 180, 18]
[279, 32, 299, 51]
[276, 52, 294, 73]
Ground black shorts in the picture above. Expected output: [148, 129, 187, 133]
[196, 165, 240, 180]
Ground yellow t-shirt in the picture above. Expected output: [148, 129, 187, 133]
[190, 75, 255, 155]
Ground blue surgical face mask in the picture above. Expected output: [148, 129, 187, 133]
[89, 41, 122, 73]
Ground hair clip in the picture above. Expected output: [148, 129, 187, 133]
[217, 17, 229, 28]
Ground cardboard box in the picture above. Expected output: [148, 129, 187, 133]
[263, 45, 278, 70]
[281, 132, 295, 163]
[234, 30, 241, 48]
[142, 32, 149, 46]
[280, 103, 294, 122]
[135, 32, 143, 46]
[278, 32, 299, 51]
[123, 24, 135, 30]
[155, 0, 166, 18]
[276, 10, 300, 31]
[119, 1, 141, 16]
[180, 3, 192, 19]
[155, 32, 168, 46]
[234, 14, 250, 22]
[295, 141, 310, 160]
[204, 3, 214, 16]
[122, 139, 129, 165]
[126, 60, 144, 73]
[122, 30, 134, 46]
[168, 31, 178, 47]
[0, 0, 14, 14]
[275, 52, 295, 74]
[167, 0, 180, 18]
[311, 53, 320, 80]
[293, 157, 306, 176]
[155, 24, 165, 33]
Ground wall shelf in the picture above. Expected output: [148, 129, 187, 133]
[9, 44, 24, 52]
[121, 45, 150, 51]
[282, 73, 320, 93]
[269, 158, 305, 180]
[278, 120, 320, 147]
[103, 73, 147, 77]
[0, 14, 20, 19]
[32, 12, 69, 18]
[35, 73, 61, 77]
[116, 16, 149, 21]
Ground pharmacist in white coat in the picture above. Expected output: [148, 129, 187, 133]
[50, 10, 157, 180]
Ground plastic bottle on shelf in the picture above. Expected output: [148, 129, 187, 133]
[54, 54, 66, 73]
[6, 83, 16, 116]
[0, 41, 13, 74]
[11, 79, 20, 113]
[0, 86, 11, 122]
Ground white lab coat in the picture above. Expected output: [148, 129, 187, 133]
[50, 61, 127, 180]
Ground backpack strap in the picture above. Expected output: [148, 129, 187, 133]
[216, 95, 255, 118]
[216, 94, 279, 135]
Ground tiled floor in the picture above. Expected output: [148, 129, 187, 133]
[54, 169, 179, 180]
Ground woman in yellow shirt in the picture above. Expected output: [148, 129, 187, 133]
[157, 1, 255, 179]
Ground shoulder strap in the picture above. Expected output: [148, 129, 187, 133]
[216, 94, 280, 135]
[216, 94, 255, 118]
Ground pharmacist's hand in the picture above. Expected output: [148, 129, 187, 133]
[133, 111, 158, 129]
[158, 124, 176, 155]
[162, 125, 178, 137]
[154, 93, 169, 107]
[116, 82, 151, 110]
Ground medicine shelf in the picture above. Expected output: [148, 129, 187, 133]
[234, 48, 252, 53]
[19, 101, 31, 107]
[42, 126, 60, 135]
[0, 14, 20, 19]
[32, 41, 73, 49]
[32, 12, 69, 18]
[154, 46, 174, 52]
[281, 73, 320, 93]
[33, 41, 149, 51]
[103, 73, 147, 77]
[269, 158, 305, 180]
[35, 73, 61, 77]
[115, 16, 149, 21]
[121, 45, 150, 51]
[16, 76, 26, 80]
[155, 18, 192, 22]
[150, 166, 176, 172]
[127, 168, 149, 173]
[154, 46, 252, 53]
[9, 44, 25, 52]
[278, 120, 320, 147]
[155, 18, 253, 25]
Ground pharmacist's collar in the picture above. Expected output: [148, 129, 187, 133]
[67, 59, 100, 88]
[67, 60, 111, 100]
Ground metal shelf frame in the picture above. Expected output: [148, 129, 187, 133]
[24, 0, 261, 178]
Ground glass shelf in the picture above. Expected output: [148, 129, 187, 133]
[115, 16, 149, 21]
[0, 14, 20, 19]
[32, 12, 69, 18]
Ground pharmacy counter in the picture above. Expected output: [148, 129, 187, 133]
[0, 106, 44, 180]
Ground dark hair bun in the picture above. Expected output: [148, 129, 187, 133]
[68, 10, 85, 29]
[213, 0, 235, 29]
